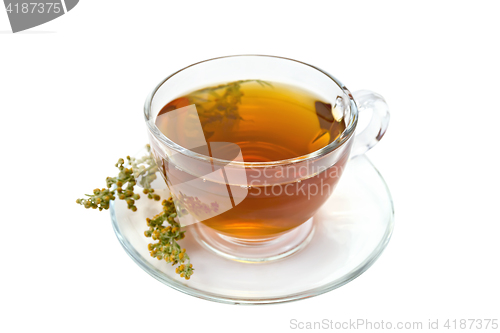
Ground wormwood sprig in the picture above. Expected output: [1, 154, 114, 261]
[187, 79, 272, 138]
[76, 145, 160, 211]
[76, 144, 194, 280]
[145, 197, 194, 280]
[189, 79, 272, 119]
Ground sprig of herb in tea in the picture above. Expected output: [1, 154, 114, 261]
[76, 144, 194, 280]
[187, 80, 272, 137]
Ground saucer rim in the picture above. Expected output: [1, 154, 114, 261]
[110, 155, 395, 305]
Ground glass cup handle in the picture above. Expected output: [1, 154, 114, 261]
[349, 90, 390, 158]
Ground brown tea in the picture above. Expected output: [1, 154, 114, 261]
[155, 80, 350, 239]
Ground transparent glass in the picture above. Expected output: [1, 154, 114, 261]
[144, 55, 390, 262]
[111, 155, 394, 304]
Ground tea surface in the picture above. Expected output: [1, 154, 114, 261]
[156, 80, 345, 162]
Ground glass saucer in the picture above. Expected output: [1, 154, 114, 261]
[110, 155, 394, 305]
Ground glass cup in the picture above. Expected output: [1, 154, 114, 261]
[144, 55, 390, 262]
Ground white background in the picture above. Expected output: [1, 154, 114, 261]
[1, 1, 499, 332]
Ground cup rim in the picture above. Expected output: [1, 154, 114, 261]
[144, 54, 358, 168]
